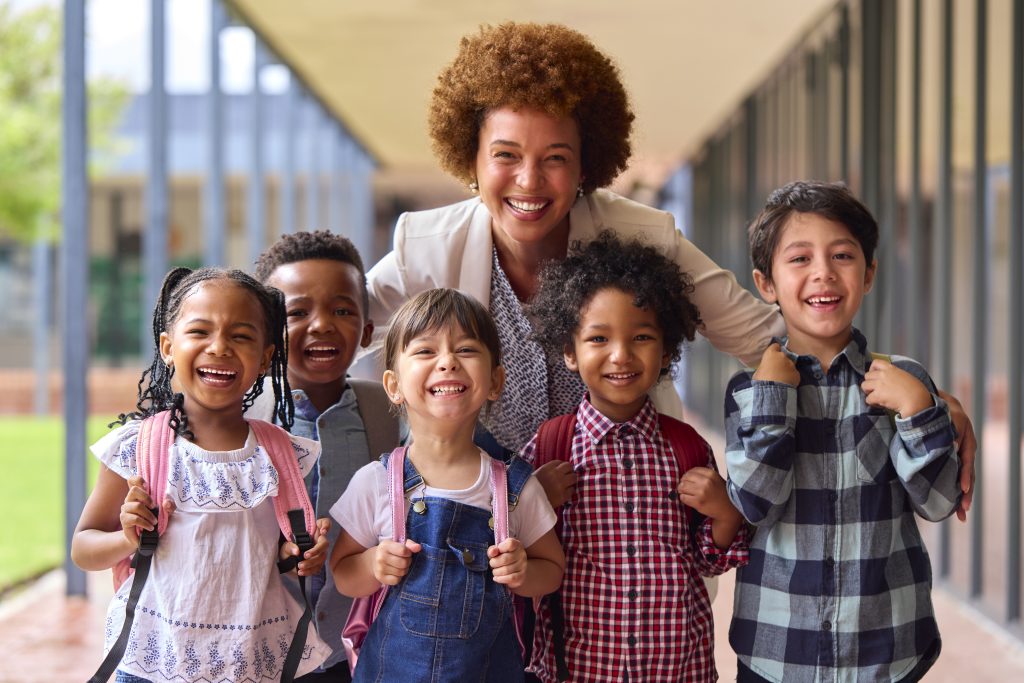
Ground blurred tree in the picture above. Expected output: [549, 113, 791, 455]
[0, 2, 127, 242]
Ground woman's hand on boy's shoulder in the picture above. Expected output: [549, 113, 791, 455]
[862, 358, 933, 418]
[752, 343, 800, 386]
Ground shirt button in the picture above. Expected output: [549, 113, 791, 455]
[624, 502, 635, 513]
[320, 467, 328, 476]
[626, 545, 637, 557]
[627, 589, 638, 600]
[822, 620, 832, 631]
[622, 457, 634, 470]
[814, 371, 823, 380]
[317, 611, 326, 621]
[627, 635, 638, 646]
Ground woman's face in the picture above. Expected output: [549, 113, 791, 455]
[473, 106, 583, 249]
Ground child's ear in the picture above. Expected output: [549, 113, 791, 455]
[488, 365, 506, 401]
[260, 345, 274, 375]
[359, 320, 374, 348]
[159, 331, 173, 367]
[752, 269, 777, 304]
[563, 345, 580, 373]
[382, 369, 403, 405]
[863, 259, 878, 293]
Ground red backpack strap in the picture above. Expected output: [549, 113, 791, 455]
[248, 418, 316, 541]
[533, 413, 577, 468]
[657, 414, 712, 473]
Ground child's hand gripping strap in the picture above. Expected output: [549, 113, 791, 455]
[246, 418, 317, 683]
[90, 411, 174, 683]
[342, 446, 410, 671]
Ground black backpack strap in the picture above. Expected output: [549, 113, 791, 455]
[280, 508, 316, 683]
[88, 510, 159, 683]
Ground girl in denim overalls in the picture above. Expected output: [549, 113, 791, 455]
[330, 289, 565, 682]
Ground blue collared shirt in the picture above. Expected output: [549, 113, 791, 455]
[724, 329, 961, 682]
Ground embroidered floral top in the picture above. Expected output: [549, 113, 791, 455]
[91, 421, 331, 683]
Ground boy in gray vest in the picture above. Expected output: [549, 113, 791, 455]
[255, 231, 401, 682]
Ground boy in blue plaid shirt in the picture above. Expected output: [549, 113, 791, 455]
[725, 181, 962, 682]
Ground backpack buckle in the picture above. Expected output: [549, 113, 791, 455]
[136, 527, 159, 558]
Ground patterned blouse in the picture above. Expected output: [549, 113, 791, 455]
[480, 248, 586, 452]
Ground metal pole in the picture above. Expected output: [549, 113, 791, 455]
[935, 0, 953, 582]
[247, 39, 266, 268]
[204, 0, 226, 266]
[306, 95, 321, 229]
[282, 73, 297, 235]
[970, 0, 988, 601]
[908, 0, 924, 362]
[33, 239, 52, 415]
[1007, 0, 1023, 624]
[62, 0, 88, 597]
[143, 0, 168, 354]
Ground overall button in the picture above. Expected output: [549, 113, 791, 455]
[412, 500, 427, 514]
[461, 549, 474, 564]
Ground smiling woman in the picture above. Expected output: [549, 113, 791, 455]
[364, 21, 785, 455]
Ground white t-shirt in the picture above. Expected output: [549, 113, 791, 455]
[331, 451, 556, 550]
[91, 421, 331, 683]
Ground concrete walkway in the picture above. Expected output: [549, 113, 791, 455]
[1, 565, 1022, 682]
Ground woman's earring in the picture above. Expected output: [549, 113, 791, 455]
[469, 181, 479, 193]
[576, 185, 584, 199]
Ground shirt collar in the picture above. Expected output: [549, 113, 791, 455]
[290, 381, 357, 422]
[776, 327, 872, 377]
[576, 393, 660, 444]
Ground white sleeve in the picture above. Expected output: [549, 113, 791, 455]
[358, 213, 413, 377]
[288, 434, 320, 477]
[509, 475, 557, 549]
[90, 421, 141, 479]
[670, 229, 785, 366]
[330, 462, 391, 549]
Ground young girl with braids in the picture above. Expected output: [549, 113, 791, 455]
[72, 267, 332, 683]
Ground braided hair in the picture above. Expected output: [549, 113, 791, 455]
[114, 267, 294, 437]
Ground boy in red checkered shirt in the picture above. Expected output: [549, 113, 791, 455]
[521, 232, 750, 682]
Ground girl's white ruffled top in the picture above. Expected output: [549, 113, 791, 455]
[92, 421, 331, 682]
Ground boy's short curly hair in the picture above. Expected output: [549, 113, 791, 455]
[529, 232, 702, 376]
[428, 22, 634, 193]
[253, 230, 369, 313]
[749, 181, 879, 281]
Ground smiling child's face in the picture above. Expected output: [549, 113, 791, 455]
[267, 259, 373, 411]
[564, 287, 669, 423]
[753, 212, 876, 363]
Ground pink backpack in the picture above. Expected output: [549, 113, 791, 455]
[341, 446, 514, 671]
[92, 410, 317, 683]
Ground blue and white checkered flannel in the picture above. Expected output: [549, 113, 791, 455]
[725, 329, 961, 683]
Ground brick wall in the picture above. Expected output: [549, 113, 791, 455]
[0, 368, 144, 416]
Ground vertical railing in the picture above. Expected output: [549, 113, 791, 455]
[143, 0, 168, 352]
[204, 0, 226, 266]
[62, 0, 88, 597]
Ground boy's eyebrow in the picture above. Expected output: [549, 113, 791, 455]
[781, 237, 860, 251]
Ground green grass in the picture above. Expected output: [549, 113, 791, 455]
[0, 416, 113, 589]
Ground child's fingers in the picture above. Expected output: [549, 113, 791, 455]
[161, 496, 176, 515]
[279, 541, 300, 560]
[315, 517, 331, 539]
[404, 539, 422, 554]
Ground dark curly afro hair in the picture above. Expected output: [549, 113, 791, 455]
[528, 232, 702, 376]
[428, 22, 634, 194]
[253, 230, 368, 313]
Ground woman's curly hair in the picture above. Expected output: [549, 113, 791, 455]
[528, 232, 702, 376]
[428, 22, 634, 193]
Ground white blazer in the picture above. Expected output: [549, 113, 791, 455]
[363, 189, 785, 418]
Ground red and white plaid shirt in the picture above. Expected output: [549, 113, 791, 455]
[521, 397, 749, 683]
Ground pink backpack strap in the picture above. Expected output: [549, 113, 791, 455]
[489, 458, 510, 545]
[112, 410, 174, 589]
[386, 447, 408, 542]
[248, 418, 316, 539]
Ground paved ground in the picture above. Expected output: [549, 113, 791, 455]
[2, 563, 1023, 682]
